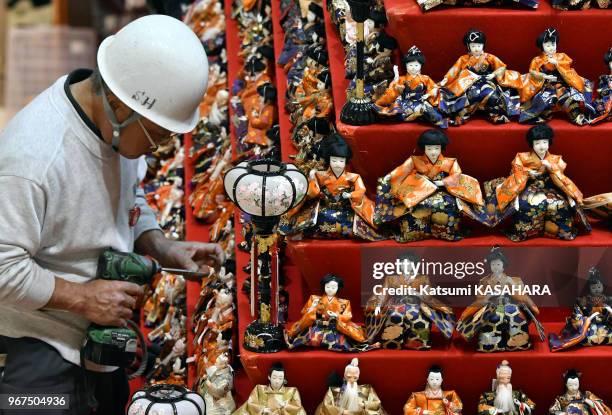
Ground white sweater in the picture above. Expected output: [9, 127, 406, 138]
[0, 72, 160, 366]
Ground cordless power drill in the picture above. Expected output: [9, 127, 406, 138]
[82, 248, 205, 369]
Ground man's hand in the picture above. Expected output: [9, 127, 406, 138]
[47, 277, 143, 327]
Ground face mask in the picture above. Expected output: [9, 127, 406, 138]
[101, 83, 141, 152]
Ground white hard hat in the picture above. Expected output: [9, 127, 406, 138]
[97, 14, 208, 134]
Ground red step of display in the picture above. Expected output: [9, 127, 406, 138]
[323, 2, 612, 199]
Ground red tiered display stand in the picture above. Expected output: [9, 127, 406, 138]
[225, 0, 612, 413]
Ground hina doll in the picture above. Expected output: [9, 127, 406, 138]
[478, 361, 536, 415]
[375, 129, 487, 242]
[285, 274, 378, 352]
[280, 133, 382, 241]
[549, 267, 611, 352]
[374, 46, 447, 128]
[365, 251, 456, 350]
[551, 0, 609, 10]
[200, 353, 236, 415]
[404, 366, 463, 415]
[243, 83, 278, 147]
[290, 69, 333, 126]
[439, 29, 523, 125]
[233, 362, 307, 415]
[290, 116, 332, 166]
[483, 124, 590, 242]
[457, 248, 545, 353]
[520, 28, 593, 125]
[591, 49, 612, 124]
[315, 358, 388, 415]
[583, 193, 612, 229]
[549, 370, 611, 415]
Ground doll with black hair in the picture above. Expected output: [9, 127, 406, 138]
[483, 124, 590, 242]
[549, 267, 611, 352]
[375, 46, 447, 128]
[403, 365, 463, 415]
[457, 247, 544, 353]
[280, 133, 383, 240]
[591, 48, 612, 124]
[520, 28, 594, 125]
[234, 362, 307, 414]
[289, 116, 333, 165]
[289, 69, 333, 126]
[439, 29, 523, 125]
[243, 83, 278, 147]
[287, 45, 329, 94]
[365, 251, 456, 350]
[375, 129, 488, 242]
[285, 274, 378, 352]
[549, 370, 611, 415]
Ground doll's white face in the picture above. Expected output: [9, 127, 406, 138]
[532, 139, 549, 159]
[325, 281, 339, 297]
[543, 41, 557, 55]
[566, 378, 580, 393]
[489, 259, 505, 275]
[330, 156, 347, 177]
[469, 43, 484, 56]
[344, 367, 360, 384]
[424, 145, 442, 164]
[269, 370, 285, 390]
[590, 281, 604, 295]
[427, 373, 443, 390]
[497, 371, 512, 385]
[405, 61, 422, 76]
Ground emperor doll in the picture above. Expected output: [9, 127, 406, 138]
[549, 369, 611, 415]
[590, 48, 612, 125]
[280, 133, 383, 241]
[374, 46, 448, 128]
[457, 248, 545, 353]
[285, 274, 378, 352]
[438, 29, 523, 125]
[483, 124, 591, 242]
[520, 28, 594, 125]
[404, 365, 463, 415]
[549, 267, 611, 352]
[478, 361, 536, 415]
[375, 129, 488, 242]
[365, 251, 456, 350]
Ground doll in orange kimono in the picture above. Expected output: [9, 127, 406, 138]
[279, 133, 383, 241]
[243, 83, 278, 147]
[591, 49, 612, 125]
[457, 248, 545, 353]
[520, 28, 594, 125]
[375, 129, 488, 242]
[439, 29, 523, 125]
[404, 366, 463, 415]
[290, 70, 333, 126]
[285, 274, 378, 352]
[483, 124, 591, 242]
[374, 46, 448, 128]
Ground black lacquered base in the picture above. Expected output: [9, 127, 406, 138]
[340, 98, 377, 126]
[243, 320, 286, 353]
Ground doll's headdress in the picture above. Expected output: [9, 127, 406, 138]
[484, 246, 508, 267]
[563, 369, 581, 382]
[402, 45, 426, 66]
[317, 70, 332, 88]
[463, 29, 486, 48]
[269, 362, 286, 376]
[245, 56, 266, 75]
[256, 44, 275, 61]
[417, 129, 449, 150]
[496, 360, 512, 376]
[257, 83, 277, 102]
[537, 27, 560, 50]
[428, 364, 443, 375]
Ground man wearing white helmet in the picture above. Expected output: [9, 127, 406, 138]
[0, 14, 218, 414]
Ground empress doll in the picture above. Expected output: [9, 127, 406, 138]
[438, 29, 523, 125]
[285, 274, 378, 352]
[590, 49, 612, 125]
[549, 370, 611, 415]
[549, 268, 611, 352]
[374, 46, 448, 128]
[478, 361, 536, 415]
[457, 248, 545, 353]
[404, 366, 463, 415]
[280, 133, 382, 241]
[375, 129, 488, 242]
[520, 28, 593, 125]
[365, 251, 456, 350]
[483, 124, 591, 242]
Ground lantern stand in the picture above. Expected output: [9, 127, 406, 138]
[340, 0, 376, 126]
[223, 159, 308, 353]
